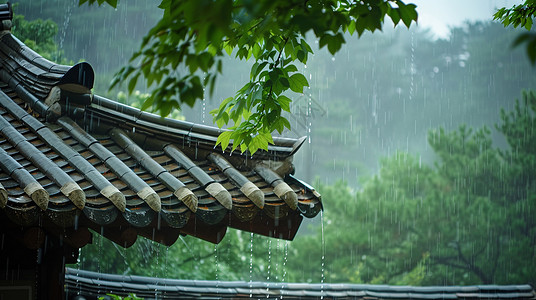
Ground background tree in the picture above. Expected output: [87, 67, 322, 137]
[10, 9, 66, 62]
[290, 20, 536, 184]
[287, 91, 536, 286]
[14, 1, 535, 285]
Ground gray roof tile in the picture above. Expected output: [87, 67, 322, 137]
[70, 269, 536, 299]
[65, 268, 533, 300]
[0, 25, 321, 249]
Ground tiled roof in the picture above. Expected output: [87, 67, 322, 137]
[0, 7, 321, 248]
[65, 268, 536, 299]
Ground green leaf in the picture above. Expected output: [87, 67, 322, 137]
[127, 73, 140, 94]
[525, 17, 533, 30]
[327, 33, 345, 55]
[319, 34, 330, 50]
[389, 8, 401, 26]
[216, 131, 233, 150]
[398, 3, 418, 28]
[240, 143, 248, 153]
[252, 42, 262, 60]
[107, 0, 117, 8]
[347, 20, 356, 35]
[281, 116, 291, 130]
[288, 73, 309, 93]
[277, 95, 292, 112]
[141, 96, 155, 111]
[248, 136, 260, 155]
[251, 61, 268, 80]
[284, 64, 298, 73]
[279, 76, 290, 88]
[223, 42, 234, 56]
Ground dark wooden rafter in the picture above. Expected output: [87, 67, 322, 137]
[57, 116, 161, 211]
[164, 144, 233, 210]
[208, 153, 265, 209]
[109, 128, 198, 212]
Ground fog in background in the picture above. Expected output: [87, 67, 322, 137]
[14, 0, 533, 185]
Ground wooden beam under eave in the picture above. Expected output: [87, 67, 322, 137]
[84, 223, 138, 249]
[228, 210, 303, 241]
[137, 226, 181, 247]
[179, 213, 228, 244]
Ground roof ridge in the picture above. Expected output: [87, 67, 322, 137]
[90, 94, 306, 158]
[64, 267, 536, 299]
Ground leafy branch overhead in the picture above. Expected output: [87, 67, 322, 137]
[83, 0, 417, 154]
[493, 0, 536, 64]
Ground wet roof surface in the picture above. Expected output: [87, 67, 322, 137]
[65, 268, 536, 299]
[0, 18, 321, 247]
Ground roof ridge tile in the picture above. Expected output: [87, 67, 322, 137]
[164, 144, 232, 210]
[58, 116, 161, 211]
[110, 128, 198, 212]
[208, 153, 265, 209]
[1, 90, 127, 211]
[0, 146, 48, 209]
[255, 165, 298, 210]
[0, 113, 85, 209]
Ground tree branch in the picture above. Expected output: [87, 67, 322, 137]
[431, 242, 490, 284]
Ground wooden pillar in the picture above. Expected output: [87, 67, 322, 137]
[36, 234, 79, 300]
[0, 213, 82, 300]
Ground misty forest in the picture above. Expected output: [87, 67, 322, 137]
[12, 0, 536, 288]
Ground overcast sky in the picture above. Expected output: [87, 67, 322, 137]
[410, 0, 522, 38]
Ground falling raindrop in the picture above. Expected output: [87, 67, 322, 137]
[283, 240, 288, 281]
[214, 244, 219, 283]
[275, 239, 280, 282]
[75, 247, 82, 296]
[320, 210, 325, 300]
[202, 95, 206, 124]
[249, 232, 254, 298]
[58, 0, 75, 53]
[154, 241, 160, 278]
[266, 239, 272, 297]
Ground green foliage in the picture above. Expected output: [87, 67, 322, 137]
[78, 228, 293, 283]
[288, 92, 536, 285]
[99, 293, 142, 300]
[88, 0, 418, 154]
[494, 1, 536, 30]
[79, 0, 118, 8]
[10, 13, 64, 62]
[494, 1, 536, 64]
